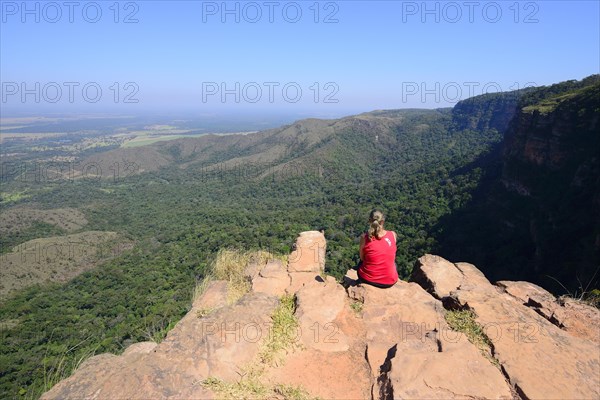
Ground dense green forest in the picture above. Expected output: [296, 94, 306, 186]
[1, 76, 598, 399]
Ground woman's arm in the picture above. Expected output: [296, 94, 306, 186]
[359, 233, 365, 261]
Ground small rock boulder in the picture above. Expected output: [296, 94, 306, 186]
[295, 277, 349, 352]
[286, 272, 323, 294]
[252, 260, 290, 297]
[411, 254, 463, 298]
[287, 231, 326, 273]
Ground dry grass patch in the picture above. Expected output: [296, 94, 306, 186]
[209, 249, 253, 304]
[444, 309, 499, 367]
[204, 248, 286, 305]
[260, 294, 300, 365]
[274, 384, 321, 400]
[200, 370, 269, 400]
[191, 274, 213, 304]
[200, 294, 315, 399]
[579, 289, 600, 308]
[201, 376, 320, 400]
[349, 299, 363, 316]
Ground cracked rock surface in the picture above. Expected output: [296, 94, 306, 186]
[41, 236, 599, 400]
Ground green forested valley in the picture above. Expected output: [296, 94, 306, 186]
[1, 76, 598, 399]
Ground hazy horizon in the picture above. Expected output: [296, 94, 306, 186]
[2, 1, 598, 119]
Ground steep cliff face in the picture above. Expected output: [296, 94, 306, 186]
[436, 76, 600, 293]
[503, 81, 599, 184]
[41, 233, 600, 400]
[500, 80, 600, 286]
[451, 91, 522, 133]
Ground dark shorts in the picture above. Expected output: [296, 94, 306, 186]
[357, 277, 395, 288]
[355, 261, 397, 289]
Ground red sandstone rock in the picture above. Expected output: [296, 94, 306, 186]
[413, 254, 600, 399]
[287, 231, 326, 273]
[295, 277, 350, 352]
[252, 260, 290, 297]
[40, 236, 600, 400]
[497, 280, 600, 344]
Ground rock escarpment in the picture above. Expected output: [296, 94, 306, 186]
[42, 232, 600, 399]
[456, 78, 600, 291]
[499, 80, 600, 286]
[437, 76, 600, 294]
[412, 255, 599, 399]
[451, 91, 520, 133]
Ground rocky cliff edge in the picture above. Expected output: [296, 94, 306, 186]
[42, 231, 600, 400]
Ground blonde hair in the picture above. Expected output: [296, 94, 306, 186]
[368, 209, 385, 239]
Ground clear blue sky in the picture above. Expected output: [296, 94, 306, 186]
[1, 0, 599, 119]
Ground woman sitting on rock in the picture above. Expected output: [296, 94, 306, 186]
[357, 209, 399, 288]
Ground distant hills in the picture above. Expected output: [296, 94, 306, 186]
[76, 109, 450, 181]
[72, 75, 599, 292]
[1, 75, 598, 399]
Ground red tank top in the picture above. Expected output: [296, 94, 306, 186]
[358, 231, 398, 285]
